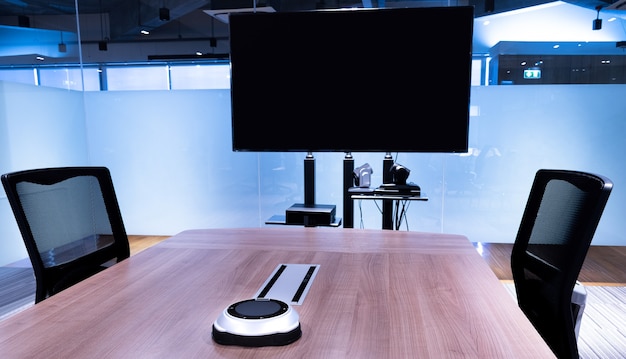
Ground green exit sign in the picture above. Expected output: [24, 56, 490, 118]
[524, 69, 541, 79]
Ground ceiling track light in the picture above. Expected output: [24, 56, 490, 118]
[58, 31, 66, 53]
[593, 5, 602, 30]
[98, 0, 108, 51]
[159, 7, 170, 21]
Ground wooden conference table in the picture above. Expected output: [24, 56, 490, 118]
[0, 227, 555, 358]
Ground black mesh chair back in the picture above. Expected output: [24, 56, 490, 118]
[1, 167, 130, 303]
[511, 169, 612, 359]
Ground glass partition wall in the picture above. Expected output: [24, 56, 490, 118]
[1, 1, 85, 264]
[1, 2, 626, 266]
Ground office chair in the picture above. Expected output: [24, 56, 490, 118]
[1, 167, 130, 303]
[511, 169, 612, 359]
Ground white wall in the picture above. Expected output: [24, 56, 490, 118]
[1, 82, 625, 266]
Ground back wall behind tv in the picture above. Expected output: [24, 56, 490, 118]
[0, 82, 624, 266]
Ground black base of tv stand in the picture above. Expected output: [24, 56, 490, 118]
[266, 154, 343, 228]
[266, 203, 342, 227]
[286, 203, 337, 227]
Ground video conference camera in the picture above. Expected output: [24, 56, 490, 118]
[376, 163, 420, 194]
[390, 163, 410, 185]
[353, 163, 373, 188]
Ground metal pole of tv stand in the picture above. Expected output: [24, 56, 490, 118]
[342, 152, 394, 230]
[343, 152, 354, 228]
[382, 153, 394, 230]
[304, 152, 315, 206]
[291, 152, 337, 227]
[270, 153, 338, 227]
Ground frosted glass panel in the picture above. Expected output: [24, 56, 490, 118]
[106, 66, 169, 91]
[83, 89, 245, 233]
[81, 68, 102, 91]
[0, 81, 90, 265]
[461, 85, 625, 245]
[1, 81, 88, 170]
[78, 85, 625, 247]
[38, 68, 77, 90]
[3, 82, 626, 267]
[471, 59, 482, 86]
[0, 69, 36, 85]
[170, 64, 230, 89]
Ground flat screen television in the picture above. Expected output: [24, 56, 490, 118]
[229, 6, 474, 153]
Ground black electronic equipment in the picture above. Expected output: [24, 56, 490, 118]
[212, 298, 301, 347]
[285, 203, 336, 226]
[353, 163, 373, 188]
[375, 183, 421, 195]
[389, 163, 410, 185]
[593, 18, 602, 30]
[229, 6, 473, 153]
[376, 163, 421, 194]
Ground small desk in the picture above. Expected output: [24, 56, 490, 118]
[0, 228, 555, 358]
[351, 189, 428, 230]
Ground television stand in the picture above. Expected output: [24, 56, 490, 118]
[266, 153, 341, 227]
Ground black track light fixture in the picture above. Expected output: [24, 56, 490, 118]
[593, 5, 602, 30]
[159, 7, 170, 21]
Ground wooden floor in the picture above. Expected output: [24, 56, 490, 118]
[475, 242, 626, 286]
[128, 235, 171, 256]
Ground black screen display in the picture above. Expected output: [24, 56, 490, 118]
[229, 6, 474, 152]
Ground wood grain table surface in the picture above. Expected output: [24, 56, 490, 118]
[0, 227, 555, 358]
